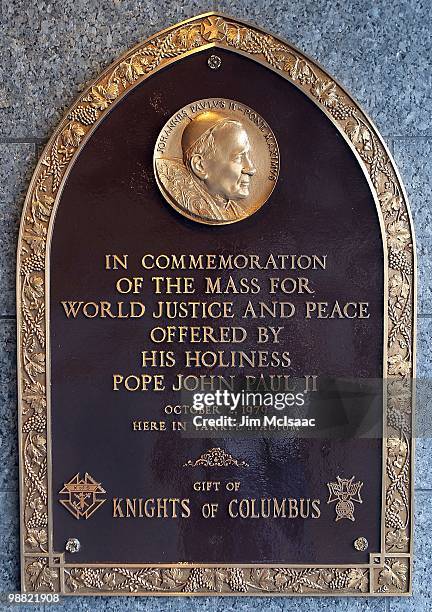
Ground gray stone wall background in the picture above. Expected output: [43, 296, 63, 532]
[0, 1, 430, 610]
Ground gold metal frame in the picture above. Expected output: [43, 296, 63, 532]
[16, 12, 415, 596]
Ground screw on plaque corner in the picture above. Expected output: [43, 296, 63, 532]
[65, 538, 81, 553]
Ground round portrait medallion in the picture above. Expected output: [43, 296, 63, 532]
[153, 98, 280, 225]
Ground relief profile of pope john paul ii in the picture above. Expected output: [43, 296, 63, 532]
[155, 110, 262, 224]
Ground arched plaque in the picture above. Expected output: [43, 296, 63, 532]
[17, 13, 415, 597]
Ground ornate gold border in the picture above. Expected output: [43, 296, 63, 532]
[17, 12, 415, 596]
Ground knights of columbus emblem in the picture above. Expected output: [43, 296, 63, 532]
[327, 475, 363, 522]
[59, 473, 106, 519]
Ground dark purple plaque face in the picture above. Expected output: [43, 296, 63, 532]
[50, 48, 384, 565]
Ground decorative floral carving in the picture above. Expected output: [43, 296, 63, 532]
[17, 13, 414, 595]
[26, 558, 59, 592]
[377, 559, 408, 593]
[64, 566, 370, 594]
[183, 447, 249, 467]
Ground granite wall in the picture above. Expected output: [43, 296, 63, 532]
[1, 1, 431, 610]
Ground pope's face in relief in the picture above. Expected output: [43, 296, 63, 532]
[190, 123, 256, 201]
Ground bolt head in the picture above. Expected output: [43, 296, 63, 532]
[353, 537, 368, 551]
[207, 55, 222, 70]
[65, 538, 81, 553]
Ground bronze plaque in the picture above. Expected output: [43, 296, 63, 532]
[17, 13, 415, 597]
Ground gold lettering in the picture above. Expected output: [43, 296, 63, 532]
[112, 498, 124, 518]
